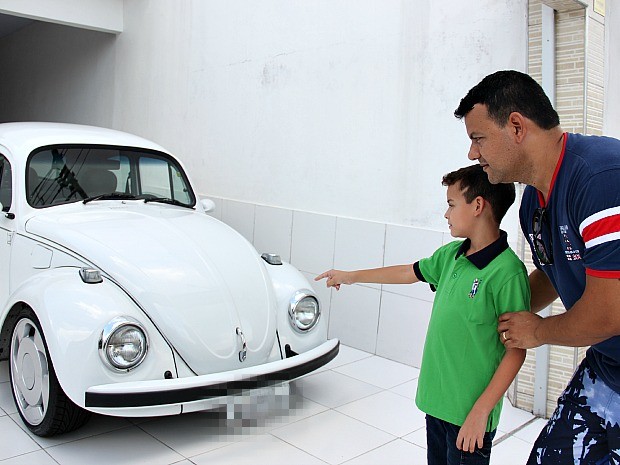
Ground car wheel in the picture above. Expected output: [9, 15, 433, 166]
[9, 308, 91, 436]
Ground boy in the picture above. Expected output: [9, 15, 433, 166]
[316, 164, 529, 465]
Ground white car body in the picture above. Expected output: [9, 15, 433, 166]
[0, 122, 338, 435]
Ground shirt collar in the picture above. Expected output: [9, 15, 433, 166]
[455, 230, 509, 270]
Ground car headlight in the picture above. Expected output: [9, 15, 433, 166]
[288, 290, 320, 332]
[99, 317, 148, 371]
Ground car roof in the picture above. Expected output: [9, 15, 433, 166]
[0, 122, 168, 159]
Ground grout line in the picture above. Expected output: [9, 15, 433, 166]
[492, 416, 543, 446]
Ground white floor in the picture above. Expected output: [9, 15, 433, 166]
[0, 345, 547, 465]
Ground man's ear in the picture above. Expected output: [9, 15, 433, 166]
[508, 111, 527, 143]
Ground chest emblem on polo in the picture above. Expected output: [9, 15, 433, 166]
[468, 278, 480, 298]
[559, 225, 581, 261]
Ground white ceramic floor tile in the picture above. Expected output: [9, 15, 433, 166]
[0, 360, 8, 383]
[0, 449, 58, 465]
[512, 417, 547, 444]
[191, 433, 327, 465]
[272, 410, 394, 464]
[343, 438, 427, 465]
[390, 378, 418, 400]
[140, 391, 328, 457]
[402, 426, 427, 449]
[260, 389, 329, 430]
[314, 344, 373, 373]
[490, 435, 533, 465]
[137, 410, 239, 458]
[0, 380, 18, 415]
[0, 349, 551, 464]
[45, 426, 184, 465]
[336, 391, 426, 437]
[294, 370, 382, 408]
[14, 413, 134, 448]
[334, 355, 419, 389]
[496, 397, 536, 434]
[0, 416, 41, 461]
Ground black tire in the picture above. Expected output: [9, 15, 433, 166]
[9, 307, 92, 436]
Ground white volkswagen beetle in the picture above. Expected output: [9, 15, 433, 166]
[0, 122, 339, 436]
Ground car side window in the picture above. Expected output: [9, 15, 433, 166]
[0, 155, 12, 212]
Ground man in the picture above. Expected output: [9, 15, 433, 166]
[454, 70, 620, 464]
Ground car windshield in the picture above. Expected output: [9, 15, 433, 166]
[26, 146, 196, 208]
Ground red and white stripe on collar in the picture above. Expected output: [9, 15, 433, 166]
[580, 206, 620, 249]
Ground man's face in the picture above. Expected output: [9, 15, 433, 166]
[463, 104, 518, 184]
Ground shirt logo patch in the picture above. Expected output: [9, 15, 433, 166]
[469, 278, 480, 298]
[559, 225, 581, 261]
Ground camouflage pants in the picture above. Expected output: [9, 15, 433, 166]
[527, 359, 620, 465]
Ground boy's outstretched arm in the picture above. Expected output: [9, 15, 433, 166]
[315, 265, 419, 290]
[456, 347, 526, 453]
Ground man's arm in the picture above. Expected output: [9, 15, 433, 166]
[499, 274, 620, 349]
[456, 348, 526, 452]
[529, 269, 559, 313]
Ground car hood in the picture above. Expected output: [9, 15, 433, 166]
[25, 203, 277, 375]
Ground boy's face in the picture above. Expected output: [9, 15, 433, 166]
[444, 182, 477, 238]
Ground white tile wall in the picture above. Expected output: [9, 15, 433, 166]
[290, 211, 337, 274]
[382, 224, 443, 302]
[329, 284, 381, 353]
[333, 217, 386, 290]
[254, 205, 293, 262]
[376, 292, 432, 367]
[220, 199, 255, 243]
[205, 196, 442, 368]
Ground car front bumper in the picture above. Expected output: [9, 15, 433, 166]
[85, 338, 339, 411]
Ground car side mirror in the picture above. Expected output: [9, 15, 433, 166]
[201, 198, 216, 213]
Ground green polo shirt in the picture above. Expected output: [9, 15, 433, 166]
[413, 232, 530, 431]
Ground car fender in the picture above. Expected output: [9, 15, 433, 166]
[2, 267, 177, 409]
[262, 261, 329, 355]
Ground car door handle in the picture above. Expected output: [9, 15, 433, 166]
[236, 327, 247, 362]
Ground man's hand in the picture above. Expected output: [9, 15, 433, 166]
[498, 311, 543, 349]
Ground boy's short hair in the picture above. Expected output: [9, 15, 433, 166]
[442, 164, 515, 225]
[454, 70, 560, 130]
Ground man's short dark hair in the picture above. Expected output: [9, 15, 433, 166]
[454, 70, 560, 129]
[442, 164, 515, 225]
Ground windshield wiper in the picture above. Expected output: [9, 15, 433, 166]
[83, 193, 139, 204]
[143, 197, 194, 209]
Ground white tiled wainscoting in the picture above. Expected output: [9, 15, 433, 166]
[205, 196, 450, 368]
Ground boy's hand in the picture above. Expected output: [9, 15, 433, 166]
[456, 407, 488, 453]
[314, 270, 351, 290]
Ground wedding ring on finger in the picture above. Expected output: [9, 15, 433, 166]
[502, 331, 507, 341]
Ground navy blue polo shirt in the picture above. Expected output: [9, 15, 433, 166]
[520, 132, 620, 393]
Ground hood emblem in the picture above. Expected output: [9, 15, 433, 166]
[236, 327, 247, 362]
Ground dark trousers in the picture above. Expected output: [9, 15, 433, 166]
[426, 414, 496, 465]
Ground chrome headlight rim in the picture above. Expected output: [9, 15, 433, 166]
[99, 316, 149, 372]
[288, 290, 321, 333]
